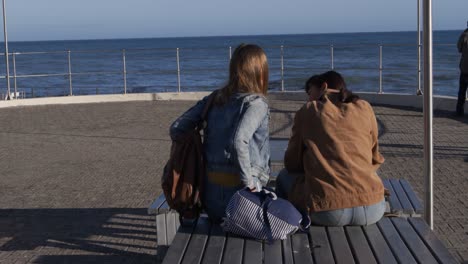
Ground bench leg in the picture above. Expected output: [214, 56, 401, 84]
[166, 212, 178, 245]
[156, 214, 167, 246]
[156, 211, 180, 247]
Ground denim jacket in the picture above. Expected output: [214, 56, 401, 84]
[170, 92, 270, 189]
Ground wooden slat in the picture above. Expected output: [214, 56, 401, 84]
[309, 226, 334, 264]
[382, 179, 403, 215]
[148, 194, 167, 214]
[270, 171, 280, 180]
[390, 179, 414, 215]
[167, 212, 178, 245]
[408, 218, 457, 264]
[391, 218, 438, 264]
[156, 214, 167, 246]
[270, 139, 288, 162]
[264, 240, 282, 264]
[162, 225, 194, 264]
[377, 218, 417, 264]
[327, 227, 355, 264]
[201, 225, 226, 264]
[345, 226, 377, 264]
[282, 236, 294, 264]
[243, 239, 263, 264]
[181, 218, 211, 264]
[221, 235, 244, 264]
[363, 224, 398, 264]
[291, 232, 314, 264]
[400, 179, 424, 214]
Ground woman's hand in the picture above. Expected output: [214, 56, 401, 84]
[247, 181, 262, 192]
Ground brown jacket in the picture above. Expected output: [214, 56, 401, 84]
[284, 98, 385, 212]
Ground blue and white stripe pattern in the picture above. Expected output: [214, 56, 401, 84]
[223, 188, 302, 241]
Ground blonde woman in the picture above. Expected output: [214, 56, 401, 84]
[170, 44, 270, 222]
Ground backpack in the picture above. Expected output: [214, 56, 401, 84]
[161, 92, 216, 223]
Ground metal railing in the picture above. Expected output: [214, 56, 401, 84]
[0, 43, 458, 99]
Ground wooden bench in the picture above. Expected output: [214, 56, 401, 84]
[148, 178, 424, 254]
[382, 178, 424, 217]
[161, 216, 457, 264]
[268, 174, 423, 217]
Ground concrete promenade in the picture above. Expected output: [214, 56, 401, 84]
[0, 99, 466, 263]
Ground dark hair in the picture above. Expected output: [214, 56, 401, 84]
[215, 44, 269, 105]
[304, 71, 359, 103]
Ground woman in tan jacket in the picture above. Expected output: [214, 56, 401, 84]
[276, 71, 386, 226]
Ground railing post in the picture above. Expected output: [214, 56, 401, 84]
[280, 45, 284, 92]
[12, 52, 17, 99]
[417, 0, 422, 95]
[417, 44, 422, 95]
[379, 45, 383, 94]
[422, 0, 434, 230]
[2, 0, 11, 100]
[176, 48, 181, 93]
[229, 46, 232, 60]
[122, 49, 127, 94]
[330, 44, 334, 70]
[67, 50, 73, 96]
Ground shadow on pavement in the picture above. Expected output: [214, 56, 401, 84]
[0, 208, 157, 264]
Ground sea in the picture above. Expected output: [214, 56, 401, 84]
[0, 30, 463, 98]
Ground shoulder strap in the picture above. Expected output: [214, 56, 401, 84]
[261, 191, 275, 244]
[201, 90, 217, 120]
[198, 90, 218, 130]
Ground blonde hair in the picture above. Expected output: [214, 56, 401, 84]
[216, 44, 269, 105]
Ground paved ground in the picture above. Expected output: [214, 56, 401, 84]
[0, 100, 466, 263]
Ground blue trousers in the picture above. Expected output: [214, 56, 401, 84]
[275, 169, 385, 226]
[202, 178, 242, 223]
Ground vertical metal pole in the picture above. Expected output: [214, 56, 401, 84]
[67, 50, 73, 96]
[423, 0, 433, 230]
[379, 45, 383, 94]
[2, 0, 10, 100]
[330, 45, 334, 70]
[229, 46, 232, 60]
[122, 49, 127, 94]
[417, 0, 422, 95]
[176, 48, 181, 93]
[12, 52, 16, 98]
[280, 45, 284, 92]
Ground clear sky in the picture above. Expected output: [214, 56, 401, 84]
[5, 0, 468, 41]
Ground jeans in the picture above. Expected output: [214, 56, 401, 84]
[457, 73, 468, 115]
[308, 199, 386, 226]
[203, 177, 242, 223]
[275, 169, 386, 226]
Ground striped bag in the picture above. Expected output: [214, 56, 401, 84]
[222, 188, 309, 242]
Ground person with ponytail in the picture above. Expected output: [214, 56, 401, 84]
[276, 71, 386, 226]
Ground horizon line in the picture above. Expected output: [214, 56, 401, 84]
[3, 28, 462, 43]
